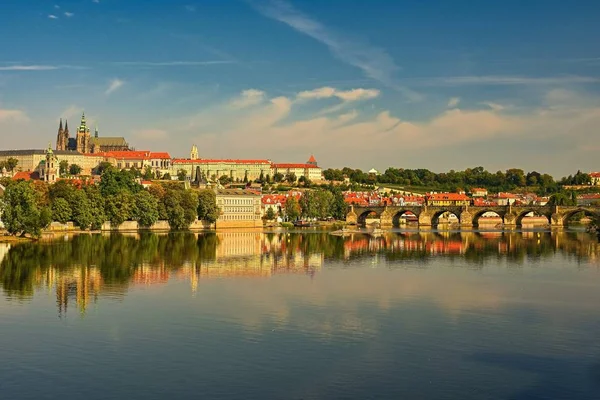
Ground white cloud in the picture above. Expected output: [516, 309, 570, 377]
[92, 0, 100, 3]
[64, 12, 74, 18]
[134, 129, 168, 140]
[178, 87, 600, 174]
[416, 75, 600, 86]
[105, 78, 125, 95]
[0, 109, 28, 122]
[447, 97, 460, 108]
[297, 87, 380, 102]
[229, 89, 266, 108]
[0, 65, 58, 71]
[482, 102, 505, 111]
[48, 14, 58, 19]
[253, 0, 421, 101]
[185, 5, 196, 12]
[54, 4, 60, 9]
[111, 60, 233, 67]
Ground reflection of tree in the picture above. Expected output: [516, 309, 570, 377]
[1, 231, 599, 306]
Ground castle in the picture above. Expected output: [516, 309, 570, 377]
[56, 112, 130, 154]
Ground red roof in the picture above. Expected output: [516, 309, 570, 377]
[12, 171, 37, 181]
[100, 150, 171, 160]
[427, 193, 470, 201]
[273, 163, 320, 169]
[172, 158, 271, 164]
[308, 155, 316, 163]
[590, 172, 600, 178]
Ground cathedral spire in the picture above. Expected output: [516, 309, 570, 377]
[64, 119, 69, 132]
[94, 123, 99, 138]
[58, 118, 63, 132]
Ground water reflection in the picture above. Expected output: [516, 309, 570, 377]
[1, 230, 599, 316]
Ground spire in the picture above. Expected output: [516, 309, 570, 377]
[94, 123, 99, 138]
[58, 118, 63, 132]
[64, 119, 69, 132]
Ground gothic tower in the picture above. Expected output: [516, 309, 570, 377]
[64, 119, 71, 150]
[190, 144, 199, 160]
[76, 112, 91, 153]
[56, 119, 64, 151]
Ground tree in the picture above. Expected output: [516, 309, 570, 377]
[132, 190, 159, 227]
[142, 165, 154, 180]
[148, 184, 168, 220]
[177, 169, 188, 181]
[273, 172, 284, 183]
[162, 173, 172, 181]
[69, 164, 82, 176]
[70, 189, 93, 230]
[1, 180, 51, 237]
[104, 192, 134, 227]
[285, 172, 297, 184]
[197, 189, 219, 223]
[100, 168, 142, 196]
[95, 161, 113, 175]
[243, 171, 248, 183]
[218, 175, 232, 185]
[84, 185, 106, 230]
[59, 160, 69, 176]
[164, 189, 198, 230]
[258, 171, 265, 182]
[51, 197, 72, 223]
[265, 207, 275, 220]
[6, 157, 18, 172]
[284, 197, 301, 221]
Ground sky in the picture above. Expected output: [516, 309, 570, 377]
[0, 0, 599, 177]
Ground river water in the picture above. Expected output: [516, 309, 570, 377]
[1, 230, 600, 400]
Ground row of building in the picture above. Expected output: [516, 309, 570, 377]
[0, 113, 324, 184]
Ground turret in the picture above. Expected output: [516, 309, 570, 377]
[56, 118, 64, 150]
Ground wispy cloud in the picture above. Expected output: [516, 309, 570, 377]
[64, 12, 74, 18]
[110, 60, 234, 67]
[229, 89, 266, 108]
[447, 97, 460, 108]
[0, 65, 58, 71]
[252, 0, 421, 101]
[59, 105, 83, 120]
[54, 4, 60, 9]
[297, 87, 380, 102]
[0, 64, 86, 71]
[92, 0, 100, 3]
[415, 75, 600, 86]
[48, 14, 59, 19]
[185, 5, 196, 12]
[105, 78, 125, 95]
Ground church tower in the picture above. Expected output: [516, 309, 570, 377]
[44, 143, 58, 183]
[56, 119, 65, 151]
[190, 144, 199, 160]
[76, 112, 91, 153]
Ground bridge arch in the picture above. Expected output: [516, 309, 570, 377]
[514, 209, 552, 227]
[430, 209, 462, 227]
[391, 210, 420, 227]
[356, 209, 382, 226]
[472, 209, 505, 227]
[560, 208, 599, 226]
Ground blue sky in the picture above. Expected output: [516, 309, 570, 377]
[0, 0, 599, 176]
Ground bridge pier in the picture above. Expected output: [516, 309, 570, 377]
[460, 210, 473, 228]
[550, 213, 564, 228]
[346, 206, 357, 225]
[380, 207, 393, 228]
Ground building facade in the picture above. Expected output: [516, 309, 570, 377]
[215, 189, 262, 228]
[56, 113, 130, 154]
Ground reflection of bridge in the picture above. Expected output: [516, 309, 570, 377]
[346, 205, 600, 228]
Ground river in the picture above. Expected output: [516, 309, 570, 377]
[1, 230, 600, 399]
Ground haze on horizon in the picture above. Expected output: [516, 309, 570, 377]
[0, 0, 599, 178]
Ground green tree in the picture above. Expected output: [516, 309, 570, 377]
[69, 164, 82, 176]
[162, 173, 172, 181]
[177, 169, 188, 181]
[273, 172, 284, 183]
[100, 168, 142, 196]
[51, 197, 72, 223]
[84, 185, 106, 230]
[142, 166, 154, 180]
[6, 157, 18, 172]
[1, 180, 51, 237]
[70, 189, 93, 230]
[285, 172, 297, 184]
[164, 189, 198, 230]
[218, 175, 232, 185]
[265, 207, 275, 220]
[197, 189, 219, 223]
[132, 190, 159, 227]
[284, 197, 301, 221]
[148, 184, 168, 220]
[59, 160, 69, 176]
[105, 192, 134, 227]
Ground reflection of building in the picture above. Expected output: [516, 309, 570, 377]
[0, 243, 10, 264]
[216, 189, 262, 228]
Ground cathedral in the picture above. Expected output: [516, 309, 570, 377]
[55, 112, 130, 154]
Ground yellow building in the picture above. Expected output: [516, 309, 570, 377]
[215, 189, 262, 228]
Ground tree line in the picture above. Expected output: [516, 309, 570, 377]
[0, 166, 219, 237]
[323, 166, 594, 194]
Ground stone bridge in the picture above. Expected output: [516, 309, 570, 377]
[346, 204, 600, 228]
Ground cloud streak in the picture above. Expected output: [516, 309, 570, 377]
[297, 87, 380, 102]
[252, 0, 421, 101]
[105, 78, 125, 95]
[414, 75, 600, 86]
[110, 60, 234, 67]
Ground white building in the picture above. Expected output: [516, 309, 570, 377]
[215, 189, 262, 228]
